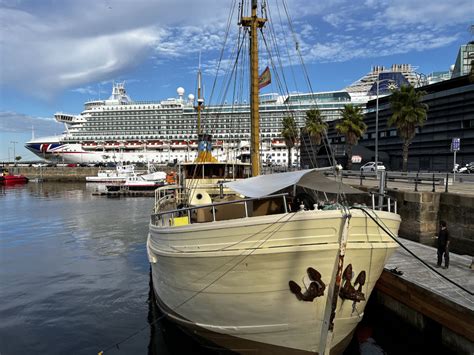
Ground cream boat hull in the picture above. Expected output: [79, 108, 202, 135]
[147, 209, 400, 353]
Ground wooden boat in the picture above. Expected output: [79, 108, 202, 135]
[147, 2, 401, 352]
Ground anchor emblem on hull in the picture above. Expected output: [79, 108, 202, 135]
[288, 264, 367, 303]
[339, 264, 366, 302]
[288, 267, 326, 302]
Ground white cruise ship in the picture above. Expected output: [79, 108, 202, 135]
[26, 64, 421, 166]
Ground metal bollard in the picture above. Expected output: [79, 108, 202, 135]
[445, 173, 449, 193]
[415, 173, 419, 192]
[360, 171, 363, 186]
[432, 173, 435, 192]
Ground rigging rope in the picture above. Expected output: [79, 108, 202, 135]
[281, 0, 338, 171]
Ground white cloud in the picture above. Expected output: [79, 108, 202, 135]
[303, 31, 460, 63]
[0, 0, 228, 98]
[383, 0, 473, 28]
[0, 111, 62, 134]
[70, 86, 99, 96]
[0, 0, 471, 100]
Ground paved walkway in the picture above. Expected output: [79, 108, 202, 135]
[385, 238, 474, 311]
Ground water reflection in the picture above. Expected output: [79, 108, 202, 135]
[0, 183, 154, 354]
[146, 269, 214, 355]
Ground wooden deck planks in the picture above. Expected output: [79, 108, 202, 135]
[376, 238, 474, 341]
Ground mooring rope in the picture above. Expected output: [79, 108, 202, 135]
[352, 206, 474, 296]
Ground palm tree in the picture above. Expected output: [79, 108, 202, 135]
[304, 108, 328, 145]
[336, 104, 367, 170]
[302, 108, 328, 168]
[281, 116, 298, 169]
[388, 85, 428, 172]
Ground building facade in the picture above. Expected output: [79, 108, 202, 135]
[452, 41, 474, 78]
[302, 75, 474, 171]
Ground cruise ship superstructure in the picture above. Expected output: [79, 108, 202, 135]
[26, 64, 422, 165]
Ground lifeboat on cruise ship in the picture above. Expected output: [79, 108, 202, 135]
[147, 140, 165, 148]
[170, 140, 188, 148]
[104, 141, 120, 148]
[188, 140, 198, 148]
[82, 141, 98, 150]
[125, 141, 142, 149]
[271, 139, 286, 147]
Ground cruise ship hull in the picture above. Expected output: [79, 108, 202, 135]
[25, 141, 248, 165]
[147, 209, 400, 353]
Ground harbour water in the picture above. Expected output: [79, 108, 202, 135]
[0, 183, 455, 355]
[1, 182, 156, 354]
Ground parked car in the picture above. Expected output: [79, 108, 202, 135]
[360, 161, 386, 173]
[32, 163, 49, 168]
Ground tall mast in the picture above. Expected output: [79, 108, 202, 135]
[196, 52, 204, 136]
[241, 0, 266, 177]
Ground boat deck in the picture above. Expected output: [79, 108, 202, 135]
[92, 190, 155, 197]
[376, 238, 474, 343]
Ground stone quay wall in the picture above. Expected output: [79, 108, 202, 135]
[347, 186, 473, 256]
[387, 189, 473, 256]
[16, 167, 100, 182]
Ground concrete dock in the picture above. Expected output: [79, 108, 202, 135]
[375, 238, 473, 354]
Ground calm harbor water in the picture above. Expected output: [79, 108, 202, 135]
[1, 182, 160, 354]
[0, 182, 451, 355]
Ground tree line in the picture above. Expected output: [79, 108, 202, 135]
[280, 85, 428, 172]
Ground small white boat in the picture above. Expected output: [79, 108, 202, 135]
[85, 164, 136, 183]
[106, 171, 167, 192]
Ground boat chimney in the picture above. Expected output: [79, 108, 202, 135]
[195, 133, 217, 163]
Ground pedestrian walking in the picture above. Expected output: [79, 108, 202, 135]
[436, 220, 450, 269]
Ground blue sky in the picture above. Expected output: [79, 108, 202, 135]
[0, 0, 472, 161]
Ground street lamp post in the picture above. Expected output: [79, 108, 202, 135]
[10, 141, 18, 165]
[374, 77, 396, 177]
[375, 79, 380, 177]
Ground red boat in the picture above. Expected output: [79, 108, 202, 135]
[1, 169, 29, 185]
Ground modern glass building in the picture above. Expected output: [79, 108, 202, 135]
[452, 41, 474, 78]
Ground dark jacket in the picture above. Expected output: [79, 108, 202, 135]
[437, 228, 450, 249]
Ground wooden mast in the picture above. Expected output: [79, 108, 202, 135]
[196, 53, 203, 136]
[241, 0, 266, 177]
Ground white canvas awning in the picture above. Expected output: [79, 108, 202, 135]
[224, 168, 362, 198]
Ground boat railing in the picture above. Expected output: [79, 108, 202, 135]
[154, 184, 179, 212]
[151, 187, 399, 227]
[368, 192, 398, 214]
[151, 193, 289, 227]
